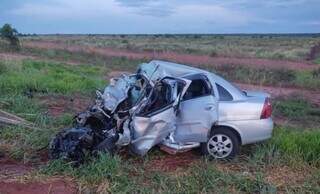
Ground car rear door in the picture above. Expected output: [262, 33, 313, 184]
[174, 74, 218, 143]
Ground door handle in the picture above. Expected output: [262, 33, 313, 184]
[205, 106, 215, 111]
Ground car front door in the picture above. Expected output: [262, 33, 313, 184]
[174, 74, 218, 143]
[129, 77, 190, 155]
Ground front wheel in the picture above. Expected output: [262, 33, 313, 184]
[201, 127, 240, 159]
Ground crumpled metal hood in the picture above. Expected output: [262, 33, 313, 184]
[138, 60, 204, 83]
[102, 74, 136, 112]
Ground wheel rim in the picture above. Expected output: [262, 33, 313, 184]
[207, 134, 233, 158]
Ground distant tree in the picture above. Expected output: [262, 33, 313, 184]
[0, 23, 20, 49]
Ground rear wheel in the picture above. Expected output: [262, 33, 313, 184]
[201, 127, 240, 159]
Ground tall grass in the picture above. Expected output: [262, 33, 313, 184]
[205, 64, 320, 89]
[0, 60, 107, 95]
[273, 127, 320, 165]
[21, 47, 143, 71]
[23, 34, 320, 61]
[250, 126, 320, 167]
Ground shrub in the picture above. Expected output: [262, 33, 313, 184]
[0, 23, 20, 49]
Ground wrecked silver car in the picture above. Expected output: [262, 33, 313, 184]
[49, 60, 273, 164]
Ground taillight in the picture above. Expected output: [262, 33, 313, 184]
[260, 97, 272, 119]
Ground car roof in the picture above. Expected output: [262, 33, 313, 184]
[139, 60, 208, 79]
[138, 60, 246, 100]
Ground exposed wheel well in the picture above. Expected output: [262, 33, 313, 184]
[210, 125, 242, 145]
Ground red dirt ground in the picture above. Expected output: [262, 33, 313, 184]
[0, 156, 77, 194]
[0, 179, 77, 194]
[145, 151, 199, 172]
[37, 95, 92, 117]
[0, 157, 33, 179]
[23, 40, 317, 71]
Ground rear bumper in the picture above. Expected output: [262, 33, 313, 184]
[218, 118, 274, 145]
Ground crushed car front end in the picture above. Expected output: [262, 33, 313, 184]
[49, 60, 274, 163]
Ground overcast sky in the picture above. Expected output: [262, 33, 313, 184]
[1, 0, 319, 34]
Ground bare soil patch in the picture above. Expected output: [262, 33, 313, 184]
[0, 155, 77, 194]
[0, 156, 33, 179]
[24, 41, 317, 71]
[0, 178, 77, 194]
[145, 151, 199, 172]
[37, 95, 92, 117]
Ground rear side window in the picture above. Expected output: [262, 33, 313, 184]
[216, 84, 233, 101]
[183, 78, 211, 100]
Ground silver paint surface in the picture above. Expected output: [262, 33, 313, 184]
[103, 60, 274, 155]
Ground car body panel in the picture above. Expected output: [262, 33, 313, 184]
[136, 60, 273, 150]
[130, 106, 177, 155]
[50, 60, 274, 161]
[218, 98, 264, 121]
[218, 118, 273, 145]
[175, 95, 218, 143]
[129, 76, 190, 155]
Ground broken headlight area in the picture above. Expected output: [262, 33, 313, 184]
[49, 73, 149, 163]
[49, 63, 192, 164]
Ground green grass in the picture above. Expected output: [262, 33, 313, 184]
[17, 46, 320, 90]
[273, 97, 320, 128]
[0, 59, 107, 160]
[238, 126, 320, 168]
[42, 154, 144, 193]
[42, 153, 276, 193]
[204, 64, 320, 90]
[0, 60, 107, 95]
[1, 57, 320, 193]
[273, 97, 312, 118]
[21, 47, 144, 72]
[37, 126, 320, 193]
[274, 127, 320, 165]
[22, 34, 320, 61]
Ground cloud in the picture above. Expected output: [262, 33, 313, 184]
[175, 4, 249, 26]
[115, 0, 175, 17]
[2, 0, 320, 33]
[8, 0, 129, 19]
[304, 21, 320, 26]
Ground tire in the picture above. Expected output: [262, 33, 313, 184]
[201, 127, 240, 160]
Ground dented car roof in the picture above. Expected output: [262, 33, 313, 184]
[140, 60, 246, 100]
